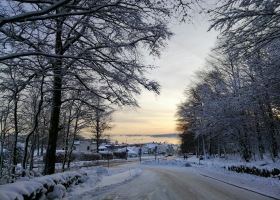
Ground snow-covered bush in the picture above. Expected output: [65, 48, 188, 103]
[46, 184, 66, 200]
[227, 166, 280, 179]
[0, 147, 23, 169]
[75, 152, 101, 161]
[0, 169, 88, 200]
[55, 152, 72, 163]
[43, 152, 101, 163]
[99, 152, 113, 160]
[0, 165, 40, 185]
[113, 152, 126, 159]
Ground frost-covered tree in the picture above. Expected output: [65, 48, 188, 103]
[0, 62, 41, 173]
[84, 97, 115, 153]
[21, 75, 45, 171]
[176, 0, 280, 162]
[0, 99, 12, 178]
[1, 0, 203, 174]
[208, 0, 280, 58]
[177, 39, 280, 162]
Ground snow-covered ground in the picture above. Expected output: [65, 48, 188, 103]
[0, 165, 143, 200]
[1, 156, 279, 199]
[135, 156, 280, 199]
[66, 155, 280, 199]
[188, 156, 280, 198]
[64, 167, 142, 200]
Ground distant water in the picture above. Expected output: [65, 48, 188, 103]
[109, 134, 181, 145]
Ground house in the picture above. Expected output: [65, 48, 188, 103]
[72, 140, 178, 155]
[116, 147, 137, 157]
[127, 148, 138, 157]
[73, 140, 97, 153]
[129, 146, 141, 155]
[166, 144, 175, 155]
[143, 143, 167, 154]
[98, 145, 108, 152]
[157, 144, 168, 154]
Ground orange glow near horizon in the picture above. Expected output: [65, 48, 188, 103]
[110, 90, 181, 136]
[81, 21, 218, 143]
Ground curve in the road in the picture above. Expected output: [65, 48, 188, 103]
[89, 166, 277, 200]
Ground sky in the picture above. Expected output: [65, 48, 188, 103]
[110, 19, 220, 140]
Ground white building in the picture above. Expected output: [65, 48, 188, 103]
[98, 145, 107, 152]
[73, 140, 97, 153]
[142, 143, 168, 154]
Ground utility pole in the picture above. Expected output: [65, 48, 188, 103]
[154, 146, 157, 161]
[139, 148, 142, 162]
[106, 145, 111, 169]
[125, 136, 131, 160]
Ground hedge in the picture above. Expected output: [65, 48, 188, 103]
[226, 165, 280, 179]
[0, 171, 84, 200]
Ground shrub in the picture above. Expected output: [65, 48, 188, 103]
[43, 151, 102, 163]
[100, 152, 113, 160]
[113, 152, 126, 159]
[227, 165, 279, 179]
[74, 152, 101, 161]
[271, 168, 280, 177]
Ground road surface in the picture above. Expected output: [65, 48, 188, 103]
[82, 165, 276, 200]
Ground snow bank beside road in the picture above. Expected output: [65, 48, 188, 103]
[0, 166, 142, 200]
[187, 156, 280, 184]
[135, 157, 280, 199]
[64, 167, 142, 200]
[0, 170, 85, 200]
[188, 159, 280, 198]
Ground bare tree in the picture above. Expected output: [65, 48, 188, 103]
[84, 97, 115, 153]
[177, 38, 280, 162]
[22, 75, 45, 171]
[1, 0, 203, 175]
[208, 0, 280, 58]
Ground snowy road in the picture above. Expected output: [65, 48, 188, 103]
[84, 166, 275, 200]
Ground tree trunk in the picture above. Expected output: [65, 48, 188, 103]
[96, 118, 100, 153]
[239, 130, 251, 162]
[207, 135, 212, 157]
[67, 110, 80, 169]
[217, 135, 221, 158]
[44, 17, 63, 175]
[41, 116, 47, 156]
[196, 136, 200, 158]
[202, 135, 207, 160]
[268, 119, 278, 162]
[44, 69, 62, 175]
[37, 132, 40, 157]
[29, 133, 36, 171]
[256, 122, 264, 160]
[62, 112, 71, 171]
[12, 93, 19, 174]
[0, 105, 9, 178]
[95, 102, 101, 153]
[22, 76, 44, 170]
[40, 136, 44, 156]
[269, 126, 278, 163]
[259, 95, 278, 161]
